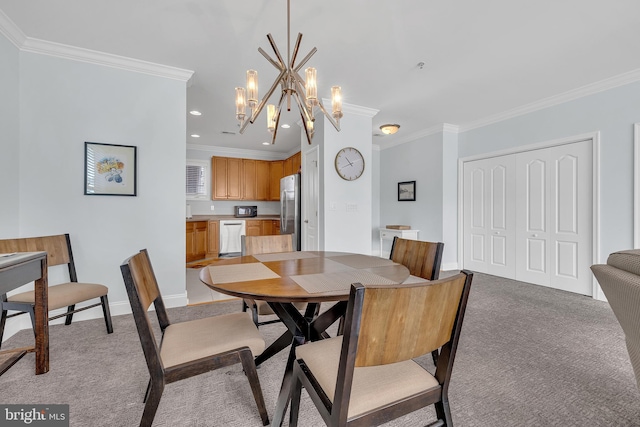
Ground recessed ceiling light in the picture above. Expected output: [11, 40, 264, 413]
[189, 110, 202, 116]
[190, 134, 200, 138]
[262, 142, 270, 145]
[281, 124, 290, 129]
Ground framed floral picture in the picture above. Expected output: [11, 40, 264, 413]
[84, 142, 137, 196]
[398, 180, 416, 201]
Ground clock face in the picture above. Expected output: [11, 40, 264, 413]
[335, 147, 365, 181]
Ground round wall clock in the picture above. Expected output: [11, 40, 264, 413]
[335, 147, 365, 181]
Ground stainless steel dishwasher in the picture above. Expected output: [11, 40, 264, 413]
[219, 220, 246, 256]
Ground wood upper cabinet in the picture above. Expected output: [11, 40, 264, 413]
[269, 160, 284, 201]
[256, 160, 270, 201]
[212, 157, 242, 200]
[283, 156, 294, 177]
[206, 220, 219, 259]
[292, 151, 301, 174]
[242, 159, 257, 200]
[186, 221, 208, 262]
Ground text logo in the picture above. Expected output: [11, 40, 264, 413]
[0, 405, 68, 426]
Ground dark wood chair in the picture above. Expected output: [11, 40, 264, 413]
[120, 249, 269, 427]
[390, 236, 445, 363]
[289, 270, 473, 427]
[241, 234, 306, 327]
[0, 234, 113, 347]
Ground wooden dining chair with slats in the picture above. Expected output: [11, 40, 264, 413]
[0, 234, 113, 347]
[120, 249, 269, 427]
[241, 234, 307, 327]
[389, 236, 445, 363]
[289, 271, 473, 427]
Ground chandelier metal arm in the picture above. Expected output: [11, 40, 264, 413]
[266, 34, 287, 69]
[292, 92, 314, 145]
[293, 47, 317, 73]
[258, 47, 285, 72]
[317, 98, 341, 131]
[289, 33, 303, 69]
[292, 76, 314, 120]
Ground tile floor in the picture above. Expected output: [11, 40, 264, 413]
[186, 268, 238, 305]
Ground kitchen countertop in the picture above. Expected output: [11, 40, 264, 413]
[186, 215, 280, 222]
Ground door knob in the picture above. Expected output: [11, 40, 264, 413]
[304, 220, 309, 223]
[532, 234, 537, 237]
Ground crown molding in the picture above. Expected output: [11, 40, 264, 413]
[0, 9, 26, 48]
[21, 38, 194, 82]
[0, 9, 194, 82]
[459, 68, 640, 132]
[186, 143, 287, 160]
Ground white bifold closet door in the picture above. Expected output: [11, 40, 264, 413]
[463, 140, 592, 296]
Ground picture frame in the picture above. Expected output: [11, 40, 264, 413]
[84, 142, 137, 196]
[398, 180, 416, 201]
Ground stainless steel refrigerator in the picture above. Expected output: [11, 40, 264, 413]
[280, 173, 301, 251]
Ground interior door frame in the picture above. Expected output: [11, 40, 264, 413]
[457, 131, 602, 299]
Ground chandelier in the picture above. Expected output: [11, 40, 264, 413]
[234, 0, 343, 145]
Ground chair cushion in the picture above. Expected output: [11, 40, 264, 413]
[607, 249, 640, 276]
[161, 312, 265, 368]
[8, 282, 108, 311]
[296, 337, 440, 418]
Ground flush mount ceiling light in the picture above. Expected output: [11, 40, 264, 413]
[380, 124, 400, 135]
[234, 0, 343, 145]
[189, 110, 202, 116]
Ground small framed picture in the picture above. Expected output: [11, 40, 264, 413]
[398, 181, 416, 201]
[84, 142, 137, 196]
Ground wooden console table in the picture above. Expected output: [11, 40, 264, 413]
[0, 252, 49, 375]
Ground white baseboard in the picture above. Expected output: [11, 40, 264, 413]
[1, 292, 188, 343]
[441, 262, 460, 271]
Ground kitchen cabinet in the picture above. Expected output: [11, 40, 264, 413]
[246, 220, 262, 236]
[186, 221, 208, 262]
[256, 160, 270, 200]
[212, 157, 242, 200]
[269, 160, 284, 201]
[292, 151, 301, 174]
[206, 220, 219, 259]
[283, 156, 293, 177]
[242, 159, 257, 200]
[262, 219, 280, 235]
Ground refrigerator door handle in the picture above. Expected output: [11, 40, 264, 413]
[280, 189, 286, 228]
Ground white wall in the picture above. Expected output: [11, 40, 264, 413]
[458, 81, 640, 263]
[320, 106, 376, 254]
[2, 47, 189, 338]
[379, 132, 445, 246]
[0, 33, 20, 237]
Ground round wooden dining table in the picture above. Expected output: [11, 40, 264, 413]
[198, 250, 410, 427]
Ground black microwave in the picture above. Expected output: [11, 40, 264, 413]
[234, 205, 257, 218]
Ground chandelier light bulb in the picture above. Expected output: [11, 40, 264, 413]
[331, 86, 343, 119]
[305, 67, 318, 106]
[267, 104, 277, 132]
[235, 87, 246, 121]
[246, 70, 258, 109]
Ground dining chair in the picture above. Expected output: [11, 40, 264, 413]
[289, 271, 473, 427]
[591, 249, 640, 390]
[120, 249, 269, 427]
[0, 233, 113, 347]
[389, 236, 445, 363]
[241, 234, 307, 327]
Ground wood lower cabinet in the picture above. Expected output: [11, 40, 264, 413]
[246, 220, 262, 236]
[206, 220, 219, 259]
[186, 221, 208, 262]
[262, 219, 280, 236]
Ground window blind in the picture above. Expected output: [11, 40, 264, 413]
[186, 164, 206, 198]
